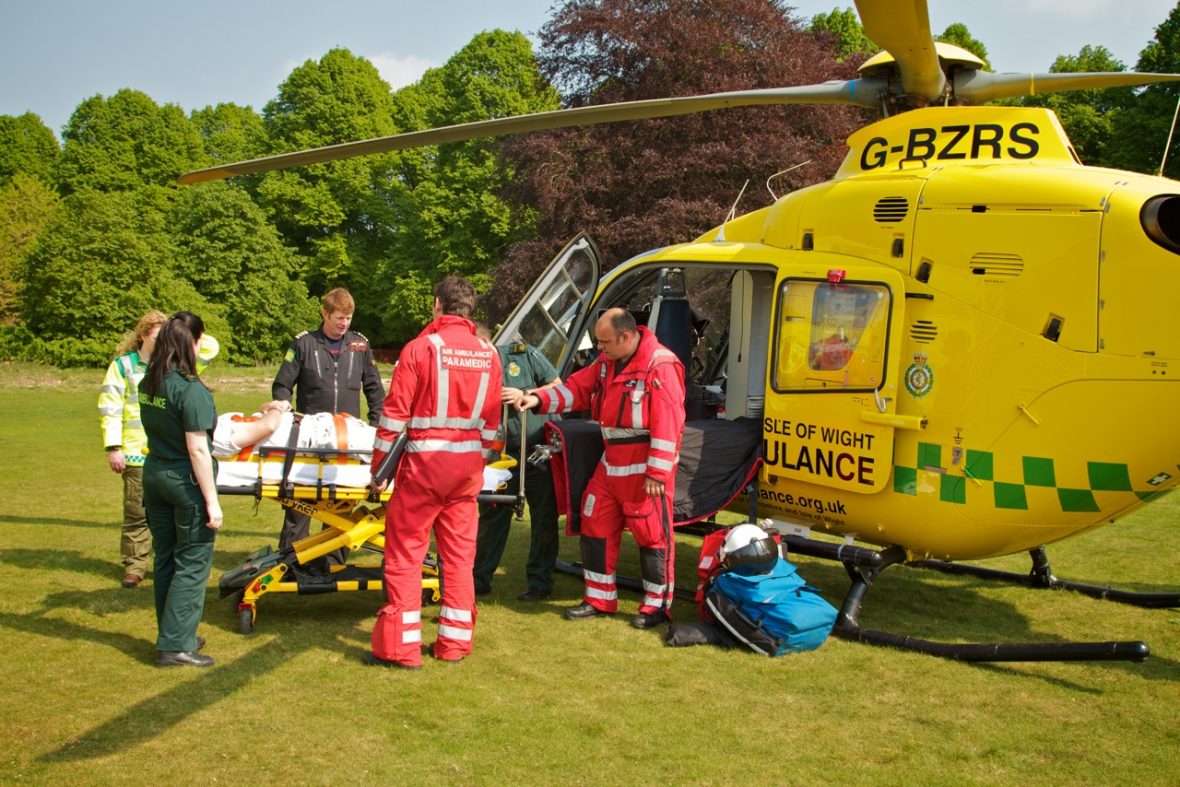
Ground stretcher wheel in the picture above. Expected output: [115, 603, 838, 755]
[239, 607, 255, 635]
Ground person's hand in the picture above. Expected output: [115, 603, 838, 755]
[107, 449, 126, 474]
[260, 400, 290, 414]
[370, 477, 390, 494]
[515, 393, 539, 412]
[501, 386, 523, 404]
[205, 500, 223, 530]
[644, 477, 665, 499]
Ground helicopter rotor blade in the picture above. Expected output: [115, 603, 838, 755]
[855, 0, 946, 103]
[178, 79, 886, 184]
[955, 70, 1180, 104]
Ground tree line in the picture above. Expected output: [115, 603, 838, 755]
[1, 0, 1176, 366]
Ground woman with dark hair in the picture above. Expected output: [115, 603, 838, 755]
[138, 311, 222, 667]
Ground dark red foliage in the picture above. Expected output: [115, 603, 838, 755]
[485, 0, 868, 319]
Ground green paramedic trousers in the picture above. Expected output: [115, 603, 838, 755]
[143, 460, 216, 652]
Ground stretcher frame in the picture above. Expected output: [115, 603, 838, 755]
[218, 440, 521, 634]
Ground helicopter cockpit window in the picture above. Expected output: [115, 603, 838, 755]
[773, 279, 891, 392]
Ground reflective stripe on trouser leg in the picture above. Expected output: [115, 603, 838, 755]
[371, 454, 440, 667]
[632, 486, 676, 615]
[579, 536, 618, 611]
[431, 456, 482, 659]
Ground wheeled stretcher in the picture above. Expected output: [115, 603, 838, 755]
[217, 441, 518, 633]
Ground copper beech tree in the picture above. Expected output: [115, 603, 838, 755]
[485, 0, 867, 319]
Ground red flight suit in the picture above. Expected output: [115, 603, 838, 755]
[534, 326, 685, 616]
[370, 315, 502, 666]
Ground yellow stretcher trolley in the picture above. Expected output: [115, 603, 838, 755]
[217, 439, 519, 634]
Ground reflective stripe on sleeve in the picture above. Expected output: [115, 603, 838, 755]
[646, 456, 675, 472]
[650, 437, 677, 453]
[374, 437, 394, 453]
[379, 416, 405, 432]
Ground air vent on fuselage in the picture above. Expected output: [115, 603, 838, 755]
[909, 319, 938, 343]
[969, 253, 1024, 277]
[874, 197, 909, 223]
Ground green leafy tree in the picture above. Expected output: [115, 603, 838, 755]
[1108, 4, 1180, 178]
[55, 89, 207, 195]
[367, 30, 562, 344]
[0, 173, 58, 322]
[1021, 46, 1131, 164]
[937, 23, 990, 70]
[190, 103, 269, 166]
[0, 113, 60, 186]
[258, 48, 400, 298]
[809, 7, 878, 61]
[170, 182, 319, 363]
[16, 189, 227, 365]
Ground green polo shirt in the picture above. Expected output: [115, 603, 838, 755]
[499, 343, 559, 449]
[139, 369, 217, 465]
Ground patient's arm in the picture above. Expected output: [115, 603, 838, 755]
[231, 409, 285, 448]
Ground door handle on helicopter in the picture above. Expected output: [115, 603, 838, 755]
[860, 410, 927, 431]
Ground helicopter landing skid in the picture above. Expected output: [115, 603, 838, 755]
[779, 537, 1151, 662]
[912, 547, 1180, 609]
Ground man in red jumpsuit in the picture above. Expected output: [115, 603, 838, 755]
[517, 307, 685, 629]
[368, 276, 502, 668]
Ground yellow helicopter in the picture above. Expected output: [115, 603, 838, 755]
[181, 0, 1180, 661]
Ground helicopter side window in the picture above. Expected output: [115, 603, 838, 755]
[773, 279, 891, 392]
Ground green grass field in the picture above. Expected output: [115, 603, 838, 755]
[1, 362, 1177, 784]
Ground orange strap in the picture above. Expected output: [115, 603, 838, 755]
[231, 413, 262, 461]
[333, 413, 349, 464]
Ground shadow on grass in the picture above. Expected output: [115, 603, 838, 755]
[0, 548, 120, 580]
[0, 514, 110, 529]
[0, 610, 150, 662]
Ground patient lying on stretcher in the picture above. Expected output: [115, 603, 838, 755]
[212, 401, 512, 492]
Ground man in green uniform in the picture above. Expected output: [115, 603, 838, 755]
[140, 348, 220, 665]
[473, 338, 562, 601]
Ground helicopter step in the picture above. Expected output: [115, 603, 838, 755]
[778, 537, 1150, 662]
[911, 547, 1180, 609]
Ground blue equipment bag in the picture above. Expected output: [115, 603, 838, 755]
[705, 557, 837, 656]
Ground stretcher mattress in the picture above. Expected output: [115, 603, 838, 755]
[216, 453, 513, 492]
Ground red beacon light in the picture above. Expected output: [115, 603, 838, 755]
[827, 268, 846, 283]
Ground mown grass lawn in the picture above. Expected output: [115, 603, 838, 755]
[0, 363, 1177, 784]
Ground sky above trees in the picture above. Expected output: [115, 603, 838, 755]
[2, 0, 1174, 137]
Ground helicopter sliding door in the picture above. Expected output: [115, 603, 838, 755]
[763, 262, 907, 495]
[494, 233, 601, 370]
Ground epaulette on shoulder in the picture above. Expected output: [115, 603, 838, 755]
[294, 330, 309, 339]
[352, 331, 369, 341]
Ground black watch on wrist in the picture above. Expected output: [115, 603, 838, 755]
[105, 446, 120, 452]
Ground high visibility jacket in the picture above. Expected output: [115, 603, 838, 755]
[534, 326, 685, 485]
[373, 315, 503, 468]
[99, 334, 219, 464]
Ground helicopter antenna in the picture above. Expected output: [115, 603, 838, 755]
[766, 161, 811, 201]
[1159, 93, 1180, 178]
[715, 179, 750, 243]
[725, 179, 750, 223]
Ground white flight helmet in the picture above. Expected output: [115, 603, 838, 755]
[719, 523, 778, 575]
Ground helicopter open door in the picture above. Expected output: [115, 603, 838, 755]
[494, 234, 601, 369]
[762, 262, 909, 495]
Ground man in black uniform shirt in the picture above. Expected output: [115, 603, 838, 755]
[272, 287, 385, 556]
